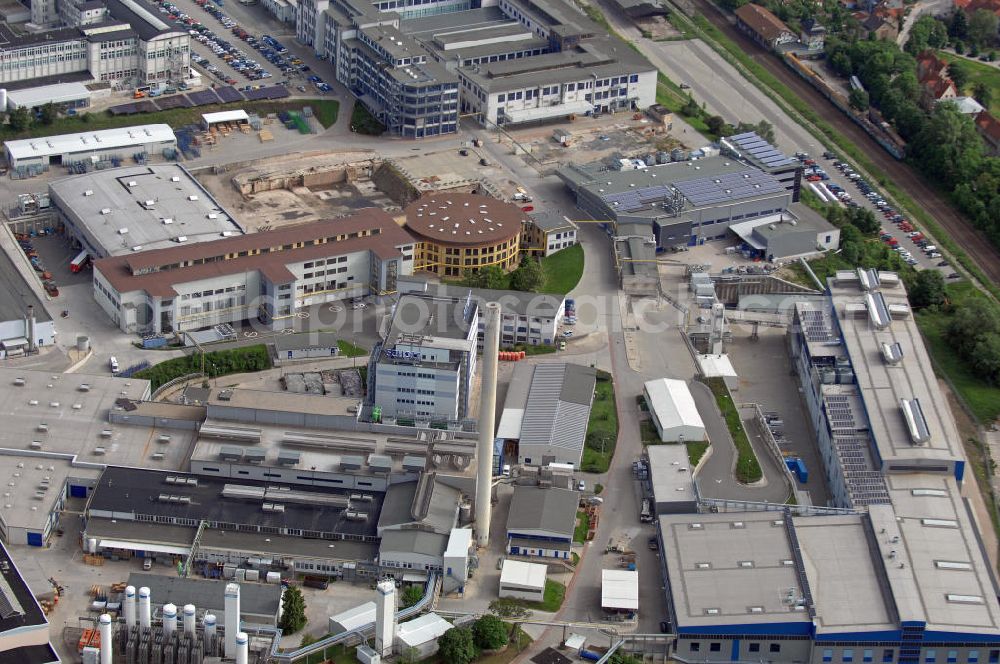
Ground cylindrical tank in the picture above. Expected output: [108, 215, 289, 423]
[77, 335, 90, 352]
[459, 502, 472, 523]
[138, 587, 151, 629]
[124, 586, 136, 627]
[0, 90, 7, 112]
[518, 351, 525, 360]
[203, 613, 217, 642]
[86, 537, 97, 553]
[162, 603, 177, 637]
[236, 632, 249, 664]
[99, 614, 112, 664]
[183, 604, 196, 635]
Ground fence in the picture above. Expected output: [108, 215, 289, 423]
[149, 372, 205, 401]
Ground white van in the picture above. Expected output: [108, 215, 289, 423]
[109, 356, 119, 373]
[923, 246, 937, 253]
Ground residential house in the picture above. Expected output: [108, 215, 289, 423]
[734, 4, 797, 50]
[963, 0, 1000, 17]
[799, 17, 826, 51]
[941, 96, 985, 114]
[862, 13, 899, 40]
[975, 111, 1000, 155]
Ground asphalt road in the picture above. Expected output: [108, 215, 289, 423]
[688, 0, 1000, 286]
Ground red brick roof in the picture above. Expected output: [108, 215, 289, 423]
[976, 111, 1000, 142]
[735, 3, 794, 42]
[966, 0, 1000, 16]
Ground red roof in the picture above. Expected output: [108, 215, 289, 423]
[925, 76, 957, 99]
[966, 0, 1000, 16]
[735, 3, 794, 42]
[976, 111, 1000, 142]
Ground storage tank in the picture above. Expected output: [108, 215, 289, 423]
[77, 336, 90, 352]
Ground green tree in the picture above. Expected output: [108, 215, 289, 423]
[509, 254, 544, 292]
[949, 62, 970, 92]
[437, 627, 476, 664]
[681, 94, 700, 117]
[849, 87, 870, 111]
[706, 115, 726, 135]
[906, 15, 949, 53]
[969, 8, 998, 47]
[610, 655, 644, 664]
[846, 207, 880, 234]
[400, 584, 424, 608]
[278, 586, 307, 634]
[950, 9, 970, 40]
[908, 270, 947, 308]
[948, 299, 1000, 358]
[974, 332, 1000, 384]
[400, 645, 422, 664]
[8, 106, 31, 132]
[462, 264, 507, 289]
[472, 615, 509, 650]
[38, 103, 56, 126]
[910, 102, 984, 187]
[488, 597, 531, 618]
[754, 119, 776, 144]
[972, 81, 993, 108]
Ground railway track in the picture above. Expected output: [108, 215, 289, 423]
[690, 0, 1000, 286]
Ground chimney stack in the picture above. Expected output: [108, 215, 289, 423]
[224, 583, 241, 658]
[475, 302, 501, 546]
[374, 579, 396, 657]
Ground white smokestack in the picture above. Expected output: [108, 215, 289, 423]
[124, 586, 136, 627]
[224, 583, 241, 658]
[204, 614, 217, 645]
[162, 603, 177, 637]
[235, 632, 249, 664]
[138, 587, 151, 629]
[475, 301, 501, 547]
[374, 579, 396, 657]
[99, 613, 112, 664]
[183, 604, 196, 636]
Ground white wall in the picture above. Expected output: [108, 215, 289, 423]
[498, 584, 543, 601]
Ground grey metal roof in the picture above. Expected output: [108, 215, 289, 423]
[516, 364, 595, 456]
[379, 530, 449, 558]
[126, 573, 281, 620]
[377, 477, 460, 535]
[0, 248, 51, 326]
[273, 331, 341, 352]
[396, 276, 564, 318]
[506, 486, 578, 538]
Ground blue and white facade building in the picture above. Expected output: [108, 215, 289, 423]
[658, 269, 1000, 663]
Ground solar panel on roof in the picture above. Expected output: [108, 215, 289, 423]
[0, 575, 23, 620]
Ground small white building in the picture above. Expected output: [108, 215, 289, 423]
[499, 560, 547, 602]
[394, 612, 453, 659]
[328, 602, 375, 635]
[5, 82, 92, 111]
[202, 109, 249, 130]
[601, 569, 639, 614]
[697, 354, 738, 392]
[643, 378, 706, 443]
[4, 124, 177, 169]
[443, 528, 473, 594]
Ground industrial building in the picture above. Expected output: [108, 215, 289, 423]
[394, 612, 453, 659]
[496, 362, 596, 468]
[5, 125, 177, 170]
[505, 486, 578, 559]
[498, 559, 547, 601]
[404, 193, 525, 278]
[0, 250, 55, 356]
[0, 0, 192, 87]
[728, 208, 840, 262]
[721, 131, 803, 201]
[658, 270, 1000, 662]
[49, 163, 238, 258]
[559, 156, 794, 250]
[295, 0, 655, 135]
[371, 291, 479, 421]
[4, 81, 94, 111]
[601, 569, 639, 614]
[124, 574, 281, 626]
[645, 444, 698, 514]
[521, 211, 579, 257]
[0, 540, 58, 664]
[696, 354, 738, 392]
[643, 378, 706, 443]
[92, 208, 415, 335]
[398, 276, 566, 348]
[270, 331, 342, 364]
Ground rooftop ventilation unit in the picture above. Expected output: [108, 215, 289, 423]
[162, 218, 173, 225]
[188, 195, 199, 201]
[84, 190, 94, 196]
[143, 200, 155, 208]
[174, 236, 188, 243]
[171, 176, 180, 182]
[857, 267, 880, 291]
[881, 342, 903, 365]
[865, 291, 891, 330]
[901, 398, 930, 445]
[128, 181, 137, 187]
[100, 208, 111, 215]
[118, 228, 129, 235]
[13, 378, 24, 386]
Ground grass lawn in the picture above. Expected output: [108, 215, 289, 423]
[687, 441, 710, 466]
[521, 580, 566, 613]
[540, 243, 584, 294]
[701, 377, 762, 484]
[336, 339, 367, 357]
[915, 282, 1000, 423]
[0, 99, 339, 142]
[640, 420, 661, 444]
[583, 372, 618, 473]
[574, 510, 590, 543]
[350, 102, 386, 135]
[939, 52, 1000, 116]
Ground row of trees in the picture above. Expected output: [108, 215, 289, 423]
[824, 36, 1000, 249]
[2, 103, 61, 134]
[947, 298, 1000, 385]
[906, 12, 998, 58]
[460, 255, 545, 292]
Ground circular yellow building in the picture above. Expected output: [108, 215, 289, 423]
[405, 193, 525, 278]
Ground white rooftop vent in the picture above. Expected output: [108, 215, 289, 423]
[127, 181, 137, 187]
[704, 608, 720, 615]
[881, 342, 903, 365]
[188, 195, 199, 201]
[911, 489, 947, 497]
[749, 606, 764, 614]
[162, 218, 173, 225]
[84, 190, 94, 196]
[174, 236, 188, 243]
[118, 228, 128, 235]
[901, 398, 930, 445]
[171, 176, 180, 182]
[946, 594, 985, 604]
[738, 561, 754, 568]
[936, 561, 973, 570]
[132, 246, 143, 252]
[865, 291, 891, 330]
[144, 200, 155, 207]
[921, 518, 959, 528]
[100, 208, 111, 215]
[695, 562, 711, 569]
[207, 213, 217, 219]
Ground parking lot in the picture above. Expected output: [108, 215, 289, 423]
[142, 0, 337, 95]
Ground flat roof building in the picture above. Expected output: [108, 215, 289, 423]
[506, 486, 577, 560]
[5, 125, 177, 169]
[643, 378, 706, 443]
[0, 540, 58, 664]
[497, 362, 596, 468]
[4, 81, 92, 111]
[499, 559, 547, 601]
[601, 569, 639, 613]
[125, 573, 281, 625]
[395, 613, 453, 659]
[0, 253, 55, 357]
[645, 444, 697, 514]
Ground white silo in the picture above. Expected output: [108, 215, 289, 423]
[138, 587, 151, 629]
[183, 604, 196, 636]
[224, 583, 241, 658]
[162, 603, 177, 637]
[235, 632, 249, 664]
[123, 586, 136, 627]
[374, 579, 396, 657]
[475, 301, 501, 546]
[99, 614, 112, 664]
[203, 613, 217, 643]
